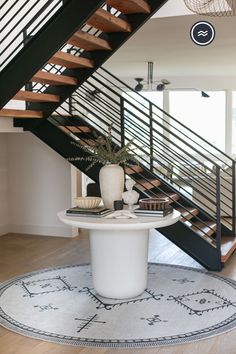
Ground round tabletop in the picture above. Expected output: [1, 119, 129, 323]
[57, 210, 181, 231]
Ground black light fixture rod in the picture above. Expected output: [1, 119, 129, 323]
[147, 61, 154, 88]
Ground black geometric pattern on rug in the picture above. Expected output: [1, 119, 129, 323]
[17, 275, 76, 297]
[75, 314, 106, 333]
[78, 286, 163, 310]
[0, 263, 236, 348]
[172, 277, 195, 284]
[140, 314, 168, 325]
[167, 288, 236, 316]
[34, 303, 59, 312]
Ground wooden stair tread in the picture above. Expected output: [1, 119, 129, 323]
[190, 221, 216, 237]
[106, 0, 150, 14]
[68, 31, 112, 51]
[87, 8, 131, 33]
[31, 71, 77, 86]
[176, 207, 199, 221]
[221, 236, 236, 262]
[156, 192, 180, 203]
[0, 109, 43, 118]
[136, 178, 161, 190]
[125, 165, 143, 174]
[13, 91, 60, 103]
[49, 52, 94, 69]
[59, 126, 91, 133]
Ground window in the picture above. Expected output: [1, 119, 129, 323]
[169, 91, 226, 152]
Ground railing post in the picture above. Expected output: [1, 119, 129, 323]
[232, 160, 236, 235]
[215, 165, 222, 262]
[120, 97, 125, 147]
[149, 102, 154, 172]
[23, 29, 33, 109]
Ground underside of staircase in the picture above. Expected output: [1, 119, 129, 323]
[1, 0, 236, 271]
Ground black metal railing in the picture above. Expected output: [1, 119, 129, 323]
[0, 0, 64, 72]
[43, 68, 236, 256]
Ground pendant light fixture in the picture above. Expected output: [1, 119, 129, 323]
[134, 62, 171, 92]
[183, 0, 236, 16]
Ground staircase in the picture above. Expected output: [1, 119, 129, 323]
[1, 0, 236, 270]
[0, 0, 167, 117]
[25, 67, 236, 271]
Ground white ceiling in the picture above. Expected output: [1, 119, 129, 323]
[105, 9, 236, 83]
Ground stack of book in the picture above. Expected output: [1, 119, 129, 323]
[66, 206, 113, 217]
[134, 206, 173, 217]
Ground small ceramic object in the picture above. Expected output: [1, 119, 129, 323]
[122, 179, 139, 209]
[74, 196, 101, 209]
[114, 200, 124, 210]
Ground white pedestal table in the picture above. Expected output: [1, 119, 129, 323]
[58, 210, 180, 299]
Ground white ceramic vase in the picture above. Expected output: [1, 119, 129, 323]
[99, 164, 124, 209]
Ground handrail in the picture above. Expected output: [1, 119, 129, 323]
[100, 67, 235, 165]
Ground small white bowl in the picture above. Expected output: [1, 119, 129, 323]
[74, 197, 102, 209]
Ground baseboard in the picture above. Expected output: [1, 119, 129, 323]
[8, 224, 77, 237]
[0, 224, 9, 236]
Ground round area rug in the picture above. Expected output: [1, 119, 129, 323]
[0, 263, 236, 348]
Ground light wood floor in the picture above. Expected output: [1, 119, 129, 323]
[0, 230, 236, 354]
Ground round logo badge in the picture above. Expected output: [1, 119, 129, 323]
[190, 21, 215, 46]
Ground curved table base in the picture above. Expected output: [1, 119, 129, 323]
[90, 229, 149, 299]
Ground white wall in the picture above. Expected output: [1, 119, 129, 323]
[0, 134, 9, 236]
[0, 118, 23, 132]
[7, 132, 74, 237]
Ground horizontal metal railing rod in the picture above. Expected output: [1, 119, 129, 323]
[65, 96, 222, 220]
[1, 1, 38, 50]
[1, 0, 63, 71]
[72, 92, 121, 129]
[75, 97, 235, 222]
[0, 0, 20, 23]
[52, 109, 123, 148]
[79, 81, 232, 210]
[80, 81, 122, 112]
[1, 0, 32, 36]
[74, 79, 234, 221]
[0, 0, 11, 12]
[76, 85, 121, 117]
[124, 115, 215, 186]
[99, 67, 234, 165]
[24, 0, 56, 32]
[91, 74, 220, 173]
[77, 84, 218, 191]
[75, 88, 120, 119]
[65, 97, 122, 138]
[125, 116, 219, 188]
[124, 116, 219, 197]
[134, 179, 217, 237]
[122, 124, 221, 216]
[51, 107, 222, 235]
[97, 70, 232, 171]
